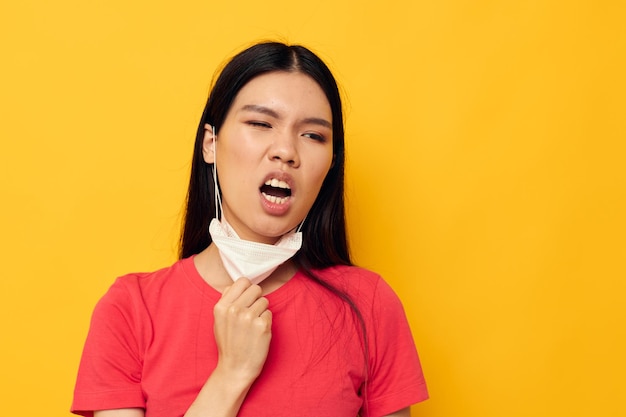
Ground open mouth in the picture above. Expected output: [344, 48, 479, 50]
[260, 178, 292, 204]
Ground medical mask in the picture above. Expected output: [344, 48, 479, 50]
[208, 126, 304, 284]
[209, 217, 302, 284]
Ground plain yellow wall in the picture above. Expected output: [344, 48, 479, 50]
[1, 0, 624, 416]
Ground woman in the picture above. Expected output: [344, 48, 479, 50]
[72, 41, 428, 417]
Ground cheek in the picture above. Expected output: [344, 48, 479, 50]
[320, 149, 334, 176]
[220, 140, 251, 162]
[216, 137, 261, 177]
[310, 153, 334, 190]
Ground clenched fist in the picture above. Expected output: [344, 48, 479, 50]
[213, 277, 272, 383]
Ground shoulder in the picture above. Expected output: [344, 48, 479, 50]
[95, 257, 196, 313]
[308, 266, 429, 412]
[313, 264, 380, 285]
[309, 265, 403, 313]
[86, 258, 200, 347]
[313, 265, 397, 297]
[109, 256, 195, 292]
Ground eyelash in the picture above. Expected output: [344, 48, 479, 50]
[247, 121, 272, 128]
[246, 121, 327, 142]
[302, 132, 326, 142]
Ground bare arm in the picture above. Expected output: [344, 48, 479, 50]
[383, 407, 411, 417]
[94, 410, 144, 417]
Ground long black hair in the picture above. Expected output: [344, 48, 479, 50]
[179, 42, 368, 397]
[180, 42, 350, 268]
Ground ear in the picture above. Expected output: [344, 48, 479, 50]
[202, 123, 216, 164]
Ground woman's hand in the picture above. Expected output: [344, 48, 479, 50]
[213, 277, 272, 383]
[184, 277, 272, 417]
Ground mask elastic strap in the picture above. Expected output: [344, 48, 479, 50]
[211, 125, 223, 220]
[296, 214, 307, 233]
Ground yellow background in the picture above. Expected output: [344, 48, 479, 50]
[1, 0, 624, 415]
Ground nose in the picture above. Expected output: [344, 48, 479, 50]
[268, 132, 300, 167]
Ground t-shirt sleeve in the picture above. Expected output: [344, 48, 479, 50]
[363, 277, 429, 417]
[71, 278, 147, 416]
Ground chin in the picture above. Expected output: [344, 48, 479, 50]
[254, 223, 298, 240]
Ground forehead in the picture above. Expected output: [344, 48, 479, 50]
[230, 71, 332, 119]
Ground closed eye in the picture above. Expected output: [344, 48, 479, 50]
[247, 121, 272, 128]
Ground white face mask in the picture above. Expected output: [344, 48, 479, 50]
[208, 126, 304, 284]
[209, 217, 302, 284]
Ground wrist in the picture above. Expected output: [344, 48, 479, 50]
[184, 365, 257, 417]
[212, 362, 259, 390]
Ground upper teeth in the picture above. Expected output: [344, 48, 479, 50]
[265, 178, 290, 189]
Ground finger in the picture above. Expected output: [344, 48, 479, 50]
[220, 277, 252, 303]
[248, 296, 269, 317]
[259, 309, 272, 325]
[230, 282, 263, 308]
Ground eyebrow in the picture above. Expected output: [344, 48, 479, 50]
[241, 104, 280, 118]
[302, 117, 332, 129]
[240, 104, 332, 129]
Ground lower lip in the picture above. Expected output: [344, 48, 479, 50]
[259, 193, 292, 215]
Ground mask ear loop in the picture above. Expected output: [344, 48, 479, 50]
[296, 214, 307, 233]
[211, 125, 223, 220]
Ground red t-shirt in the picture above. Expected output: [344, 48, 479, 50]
[72, 257, 428, 416]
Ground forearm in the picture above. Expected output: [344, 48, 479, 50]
[183, 365, 256, 417]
